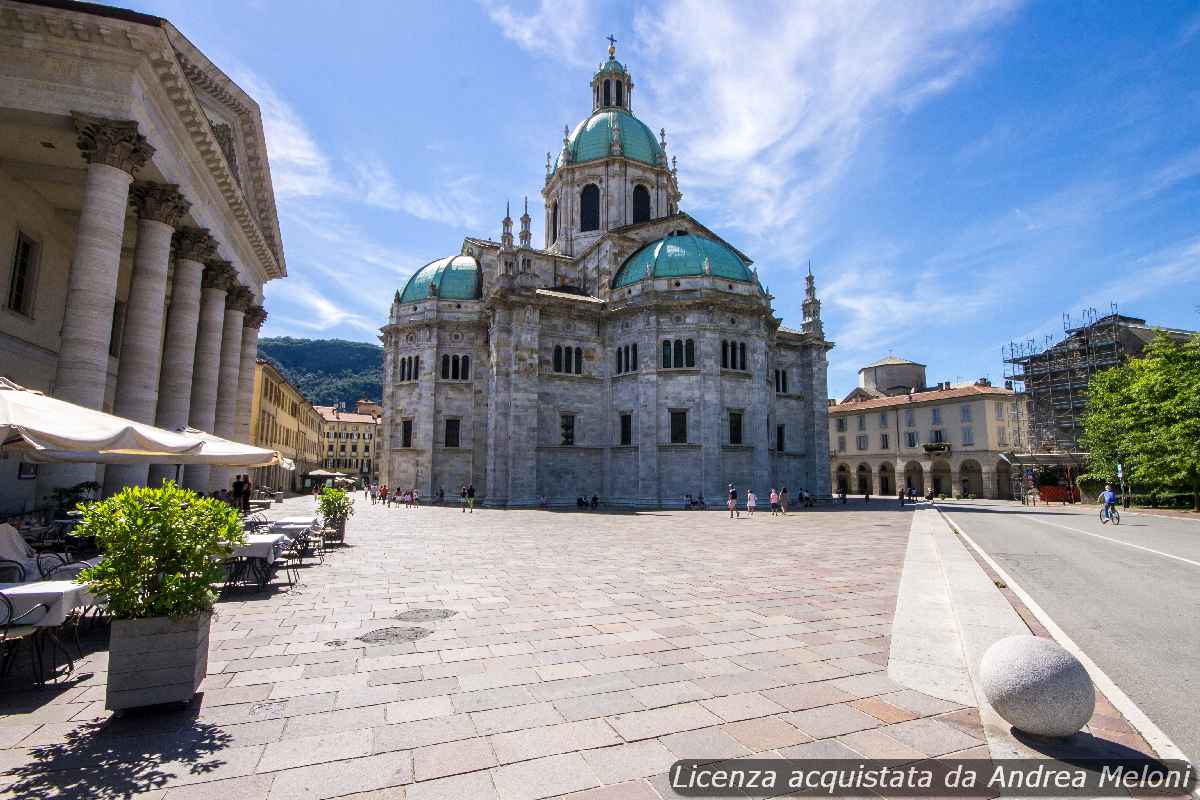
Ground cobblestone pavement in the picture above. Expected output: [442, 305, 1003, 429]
[1, 498, 996, 800]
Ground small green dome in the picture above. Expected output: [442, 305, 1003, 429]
[556, 110, 663, 172]
[595, 56, 626, 76]
[399, 255, 481, 303]
[613, 233, 754, 289]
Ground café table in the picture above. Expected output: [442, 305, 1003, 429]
[226, 534, 289, 590]
[0, 579, 94, 682]
[270, 516, 317, 539]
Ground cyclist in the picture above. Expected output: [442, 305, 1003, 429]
[1099, 484, 1118, 524]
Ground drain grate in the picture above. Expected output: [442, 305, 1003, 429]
[393, 608, 457, 622]
[356, 626, 432, 644]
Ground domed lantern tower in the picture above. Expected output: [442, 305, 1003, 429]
[543, 39, 681, 257]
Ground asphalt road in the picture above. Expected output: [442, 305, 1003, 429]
[939, 500, 1200, 766]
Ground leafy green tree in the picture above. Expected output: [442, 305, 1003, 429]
[1081, 334, 1200, 510]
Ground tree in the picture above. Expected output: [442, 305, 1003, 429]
[1081, 334, 1200, 510]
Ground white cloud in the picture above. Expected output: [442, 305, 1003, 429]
[631, 0, 1021, 246]
[350, 157, 485, 228]
[481, 0, 593, 67]
[262, 279, 379, 336]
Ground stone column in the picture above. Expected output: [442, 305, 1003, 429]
[104, 184, 190, 494]
[55, 114, 155, 409]
[182, 261, 234, 493]
[209, 285, 253, 492]
[236, 306, 267, 444]
[148, 228, 218, 488]
[48, 114, 154, 490]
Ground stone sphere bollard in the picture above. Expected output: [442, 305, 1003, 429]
[980, 635, 1094, 737]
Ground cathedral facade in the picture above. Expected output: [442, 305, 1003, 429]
[380, 45, 833, 507]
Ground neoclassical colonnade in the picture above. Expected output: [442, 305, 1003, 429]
[833, 457, 1012, 499]
[52, 113, 267, 496]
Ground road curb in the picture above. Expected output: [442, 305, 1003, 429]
[938, 506, 1194, 771]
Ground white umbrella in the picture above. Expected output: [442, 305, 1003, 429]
[1, 378, 200, 458]
[307, 469, 346, 477]
[22, 428, 289, 468]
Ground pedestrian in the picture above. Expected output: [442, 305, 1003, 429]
[460, 484, 468, 512]
[746, 488, 756, 517]
[727, 484, 739, 518]
[590, 493, 599, 510]
[467, 484, 475, 513]
[769, 488, 779, 515]
[779, 486, 788, 515]
[840, 489, 848, 504]
[231, 474, 245, 511]
[898, 488, 905, 506]
[864, 489, 870, 503]
[242, 474, 253, 512]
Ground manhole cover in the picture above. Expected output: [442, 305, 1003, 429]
[356, 626, 432, 644]
[394, 608, 457, 622]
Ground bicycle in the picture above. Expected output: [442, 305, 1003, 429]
[1100, 505, 1120, 525]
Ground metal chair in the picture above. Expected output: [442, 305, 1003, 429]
[0, 593, 49, 683]
[0, 560, 26, 583]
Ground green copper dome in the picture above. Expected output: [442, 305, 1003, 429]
[613, 233, 754, 289]
[595, 55, 626, 76]
[556, 110, 663, 172]
[399, 255, 481, 303]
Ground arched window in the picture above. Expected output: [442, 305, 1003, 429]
[632, 185, 651, 224]
[615, 80, 623, 107]
[721, 340, 729, 369]
[574, 347, 583, 375]
[401, 357, 408, 382]
[462, 355, 470, 380]
[550, 202, 558, 244]
[603, 79, 611, 106]
[414, 355, 419, 378]
[685, 339, 695, 367]
[441, 354, 450, 379]
[631, 343, 637, 370]
[616, 347, 623, 374]
[580, 184, 600, 232]
[662, 340, 672, 369]
[739, 342, 747, 371]
[451, 355, 460, 380]
[553, 345, 563, 373]
[673, 339, 684, 368]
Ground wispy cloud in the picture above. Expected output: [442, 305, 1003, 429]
[262, 280, 379, 336]
[481, 0, 593, 68]
[350, 157, 485, 228]
[632, 0, 1022, 245]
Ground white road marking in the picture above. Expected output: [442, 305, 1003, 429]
[940, 511, 1196, 778]
[1016, 515, 1200, 569]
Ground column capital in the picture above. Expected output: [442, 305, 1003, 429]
[244, 305, 268, 329]
[71, 112, 155, 176]
[202, 260, 236, 290]
[225, 284, 254, 311]
[130, 182, 190, 226]
[173, 227, 218, 263]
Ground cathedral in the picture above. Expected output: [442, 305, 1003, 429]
[380, 43, 834, 507]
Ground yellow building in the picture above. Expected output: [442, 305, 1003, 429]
[249, 359, 322, 493]
[315, 405, 380, 483]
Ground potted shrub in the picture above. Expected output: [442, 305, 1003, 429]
[77, 482, 244, 711]
[317, 486, 354, 544]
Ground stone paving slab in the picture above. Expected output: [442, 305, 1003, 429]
[0, 498, 1006, 800]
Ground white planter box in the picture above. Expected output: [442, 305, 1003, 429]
[106, 611, 211, 711]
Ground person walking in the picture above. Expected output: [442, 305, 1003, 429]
[769, 488, 779, 515]
[466, 484, 476, 513]
[898, 488, 905, 506]
[242, 474, 253, 512]
[864, 489, 870, 503]
[460, 485, 468, 512]
[231, 474, 245, 511]
[779, 487, 788, 515]
[727, 484, 739, 518]
[746, 489, 757, 517]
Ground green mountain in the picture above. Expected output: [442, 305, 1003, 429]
[258, 337, 382, 409]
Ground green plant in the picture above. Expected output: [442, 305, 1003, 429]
[77, 482, 244, 619]
[48, 481, 101, 513]
[317, 486, 355, 524]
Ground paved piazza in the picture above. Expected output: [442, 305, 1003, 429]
[0, 499, 998, 800]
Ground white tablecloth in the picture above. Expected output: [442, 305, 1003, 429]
[234, 533, 288, 561]
[270, 516, 317, 539]
[0, 580, 95, 627]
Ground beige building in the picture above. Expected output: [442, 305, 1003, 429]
[316, 406, 380, 484]
[249, 360, 321, 494]
[0, 0, 286, 511]
[829, 356, 1022, 499]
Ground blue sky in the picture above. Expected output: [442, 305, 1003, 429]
[126, 0, 1200, 398]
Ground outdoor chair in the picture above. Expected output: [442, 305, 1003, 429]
[242, 513, 271, 533]
[0, 593, 49, 684]
[0, 559, 26, 583]
[273, 538, 301, 587]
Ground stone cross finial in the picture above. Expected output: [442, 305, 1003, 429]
[244, 305, 268, 328]
[173, 227, 218, 263]
[129, 182, 190, 226]
[201, 260, 236, 290]
[72, 112, 155, 176]
[225, 285, 254, 311]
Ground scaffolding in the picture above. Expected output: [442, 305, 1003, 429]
[1002, 304, 1125, 454]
